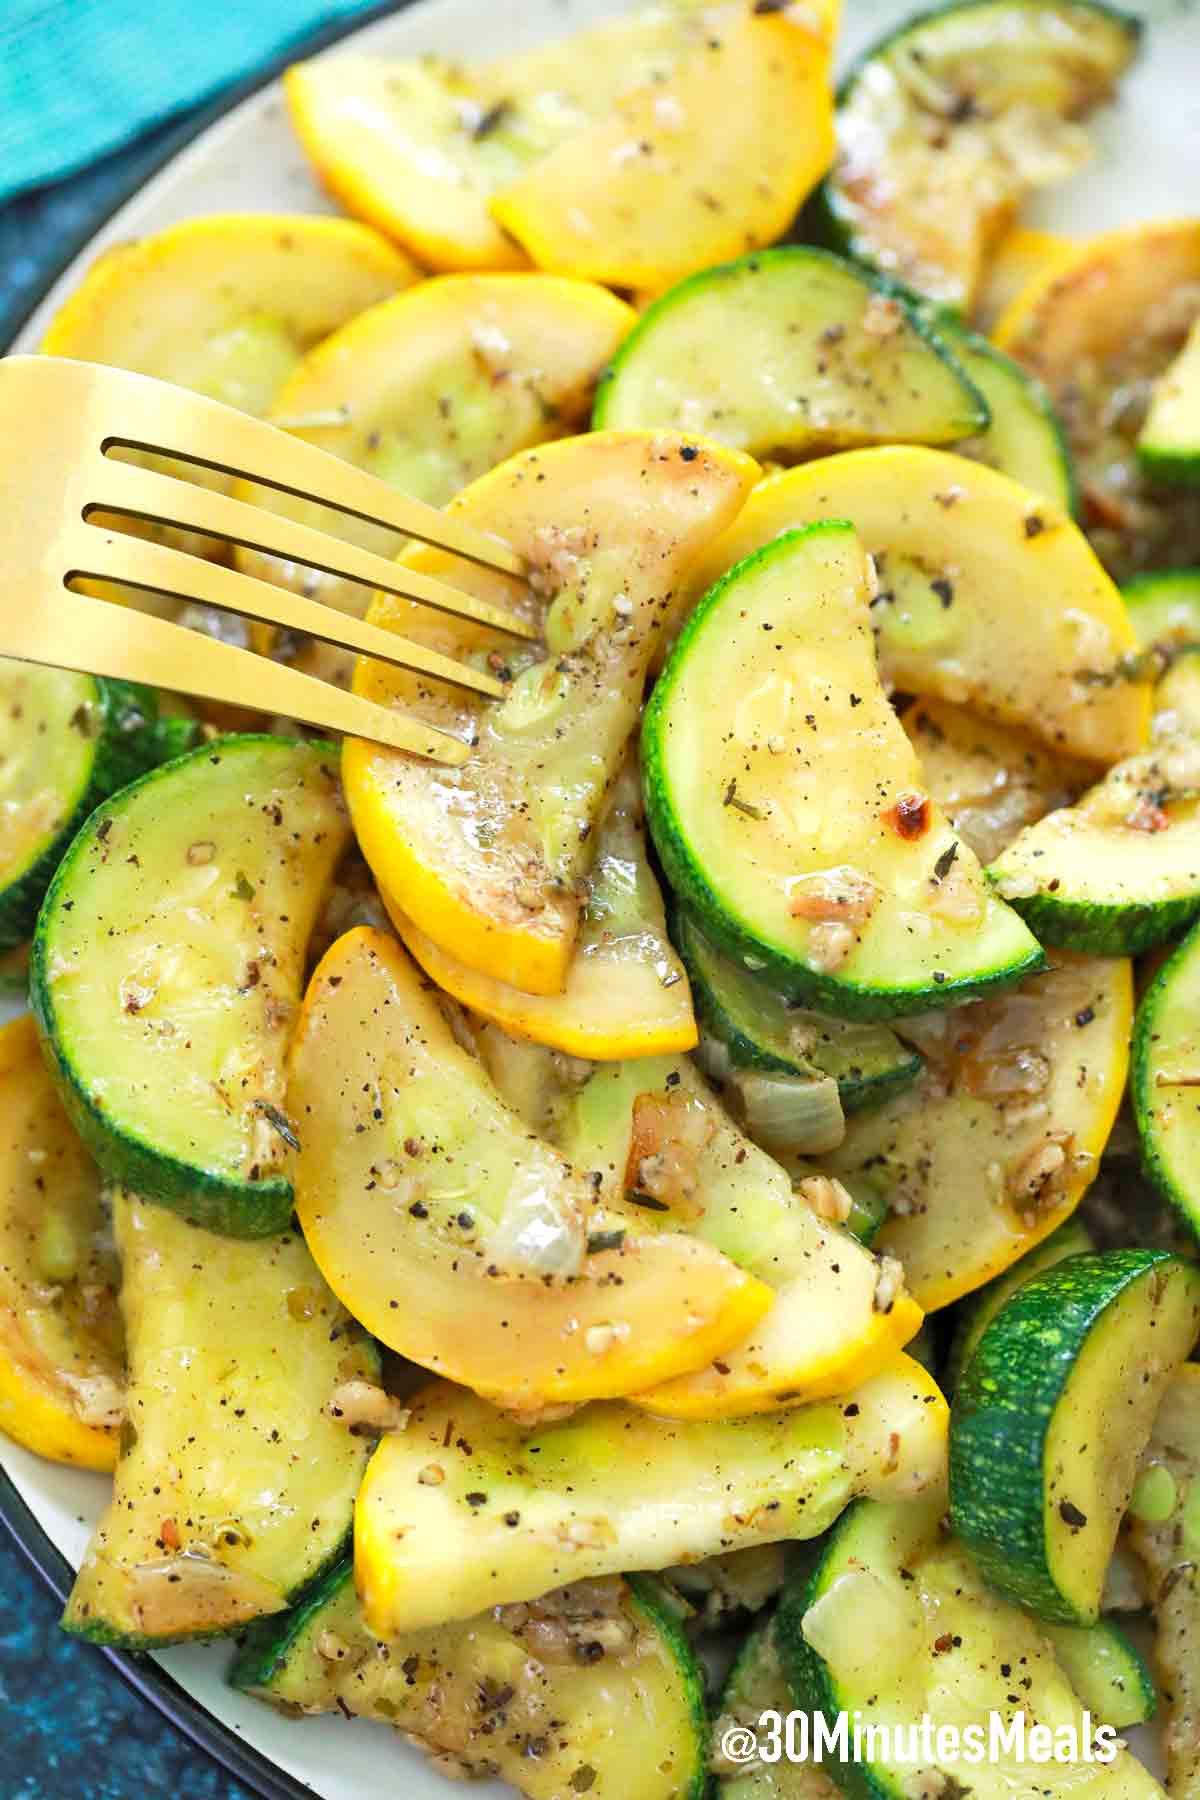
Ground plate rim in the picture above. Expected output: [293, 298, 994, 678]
[0, 6, 411, 1795]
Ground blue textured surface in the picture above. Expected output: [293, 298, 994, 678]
[0, 87, 277, 1800]
[0, 0, 383, 205]
[0, 1531, 256, 1800]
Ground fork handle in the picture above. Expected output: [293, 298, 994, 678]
[2, 588, 471, 765]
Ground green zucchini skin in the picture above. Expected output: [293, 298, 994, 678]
[930, 317, 1078, 516]
[988, 733, 1200, 956]
[230, 1553, 354, 1695]
[944, 1216, 1094, 1392]
[1133, 918, 1200, 1240]
[64, 1532, 354, 1654]
[0, 674, 201, 954]
[1043, 1616, 1157, 1730]
[641, 526, 1044, 1021]
[233, 1561, 710, 1799]
[773, 1503, 900, 1800]
[1124, 570, 1200, 652]
[592, 244, 988, 451]
[949, 1249, 1200, 1625]
[811, 0, 1141, 309]
[30, 733, 348, 1239]
[988, 881, 1200, 958]
[674, 908, 922, 1113]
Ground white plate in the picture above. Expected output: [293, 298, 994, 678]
[3, 0, 1197, 1794]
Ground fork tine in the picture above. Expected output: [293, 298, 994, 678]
[89, 456, 538, 641]
[69, 522, 507, 701]
[0, 587, 472, 765]
[36, 356, 525, 576]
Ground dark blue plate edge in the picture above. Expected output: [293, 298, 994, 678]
[0, 5, 412, 1796]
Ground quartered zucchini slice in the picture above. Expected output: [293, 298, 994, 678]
[234, 273, 635, 623]
[63, 1193, 378, 1648]
[990, 738, 1200, 953]
[1124, 569, 1200, 655]
[234, 1559, 711, 1800]
[831, 954, 1131, 1310]
[996, 219, 1200, 583]
[1043, 1618, 1157, 1731]
[0, 1015, 123, 1472]
[592, 247, 987, 456]
[675, 909, 921, 1114]
[42, 213, 414, 414]
[288, 927, 768, 1409]
[355, 1361, 946, 1638]
[1132, 917, 1200, 1240]
[492, 9, 833, 292]
[555, 1051, 923, 1418]
[945, 1214, 1093, 1391]
[1127, 1364, 1200, 1798]
[950, 1249, 1200, 1625]
[817, 0, 1140, 312]
[680, 447, 1150, 764]
[714, 1617, 841, 1800]
[31, 736, 351, 1237]
[933, 316, 1077, 511]
[1139, 316, 1200, 486]
[643, 521, 1042, 1018]
[345, 431, 756, 998]
[386, 759, 696, 1060]
[777, 1494, 1164, 1800]
[0, 664, 199, 954]
[900, 696, 1088, 865]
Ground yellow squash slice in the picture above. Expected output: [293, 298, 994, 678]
[385, 758, 696, 1060]
[901, 697, 1090, 865]
[680, 446, 1149, 763]
[0, 1015, 122, 1472]
[557, 1053, 922, 1419]
[344, 430, 757, 997]
[233, 272, 635, 623]
[282, 3, 773, 273]
[491, 9, 834, 292]
[973, 224, 1077, 335]
[41, 212, 415, 648]
[41, 213, 415, 411]
[822, 953, 1131, 1310]
[994, 219, 1200, 580]
[287, 928, 769, 1409]
[355, 1353, 944, 1637]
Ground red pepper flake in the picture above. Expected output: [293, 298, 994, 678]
[884, 793, 931, 840]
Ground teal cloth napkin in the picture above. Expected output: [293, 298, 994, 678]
[0, 0, 390, 206]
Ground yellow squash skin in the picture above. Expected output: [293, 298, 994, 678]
[827, 953, 1132, 1311]
[287, 928, 770, 1409]
[491, 10, 834, 292]
[234, 273, 636, 626]
[41, 213, 417, 409]
[0, 1016, 122, 1472]
[343, 430, 758, 997]
[384, 760, 696, 1060]
[679, 446, 1149, 763]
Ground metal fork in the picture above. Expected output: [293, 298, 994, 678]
[0, 357, 537, 766]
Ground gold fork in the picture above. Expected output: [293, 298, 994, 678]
[0, 356, 536, 766]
